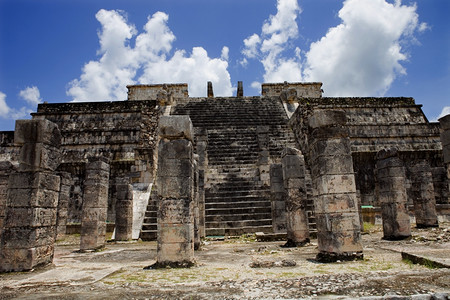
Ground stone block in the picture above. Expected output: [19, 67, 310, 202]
[310, 155, 354, 176]
[19, 143, 61, 172]
[0, 244, 54, 272]
[309, 138, 351, 159]
[376, 166, 405, 178]
[1, 226, 56, 248]
[82, 184, 109, 208]
[157, 176, 193, 199]
[14, 119, 61, 146]
[81, 207, 107, 223]
[8, 188, 60, 208]
[157, 223, 194, 244]
[377, 177, 407, 193]
[158, 158, 193, 178]
[314, 193, 358, 214]
[86, 160, 110, 172]
[158, 115, 194, 141]
[158, 198, 193, 224]
[156, 241, 194, 263]
[9, 172, 61, 191]
[375, 147, 399, 161]
[308, 110, 346, 129]
[309, 126, 349, 140]
[5, 207, 57, 227]
[158, 139, 193, 160]
[314, 174, 357, 195]
[377, 190, 408, 204]
[282, 158, 306, 179]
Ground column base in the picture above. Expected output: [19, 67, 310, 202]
[144, 260, 195, 269]
[281, 238, 310, 248]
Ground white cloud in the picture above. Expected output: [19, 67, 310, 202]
[0, 91, 33, 120]
[67, 9, 233, 101]
[0, 91, 10, 118]
[303, 0, 423, 96]
[19, 86, 42, 106]
[242, 0, 302, 83]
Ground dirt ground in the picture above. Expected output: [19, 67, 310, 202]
[1, 224, 449, 299]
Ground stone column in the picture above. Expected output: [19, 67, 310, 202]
[193, 154, 201, 250]
[80, 158, 110, 251]
[0, 161, 14, 243]
[411, 160, 439, 228]
[196, 129, 208, 238]
[114, 178, 133, 241]
[237, 81, 244, 97]
[282, 147, 310, 247]
[155, 116, 195, 268]
[375, 148, 411, 240]
[307, 110, 363, 262]
[56, 172, 71, 239]
[207, 81, 214, 98]
[0, 119, 61, 272]
[269, 163, 287, 233]
[439, 114, 450, 203]
[257, 126, 271, 186]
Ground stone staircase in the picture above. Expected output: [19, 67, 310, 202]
[171, 97, 298, 236]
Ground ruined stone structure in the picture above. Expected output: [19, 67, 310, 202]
[0, 119, 61, 272]
[0, 81, 448, 271]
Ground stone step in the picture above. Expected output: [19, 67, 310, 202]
[205, 219, 272, 229]
[205, 206, 271, 215]
[206, 225, 273, 236]
[206, 212, 272, 223]
[205, 200, 271, 209]
[139, 230, 157, 241]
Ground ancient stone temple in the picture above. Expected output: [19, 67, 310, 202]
[0, 80, 448, 270]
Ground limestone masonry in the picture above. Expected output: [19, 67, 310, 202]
[0, 81, 449, 270]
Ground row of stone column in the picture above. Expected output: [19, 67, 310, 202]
[271, 110, 443, 261]
[0, 119, 127, 272]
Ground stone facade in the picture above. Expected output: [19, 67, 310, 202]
[0, 82, 448, 270]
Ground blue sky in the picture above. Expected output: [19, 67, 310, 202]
[0, 0, 449, 130]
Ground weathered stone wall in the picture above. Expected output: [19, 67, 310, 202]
[262, 82, 323, 98]
[289, 97, 446, 209]
[32, 100, 160, 224]
[127, 84, 189, 103]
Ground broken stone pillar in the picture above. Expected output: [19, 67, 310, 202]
[114, 178, 133, 241]
[270, 164, 287, 233]
[207, 81, 214, 98]
[80, 158, 110, 251]
[0, 161, 14, 243]
[0, 119, 61, 272]
[196, 128, 208, 238]
[439, 114, 450, 203]
[56, 172, 71, 239]
[307, 110, 363, 262]
[375, 148, 411, 240]
[155, 115, 195, 268]
[282, 147, 310, 246]
[411, 160, 439, 228]
[237, 81, 243, 97]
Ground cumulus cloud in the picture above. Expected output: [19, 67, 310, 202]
[67, 9, 232, 101]
[303, 0, 425, 96]
[0, 91, 10, 118]
[0, 91, 34, 120]
[19, 86, 42, 106]
[242, 0, 302, 83]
